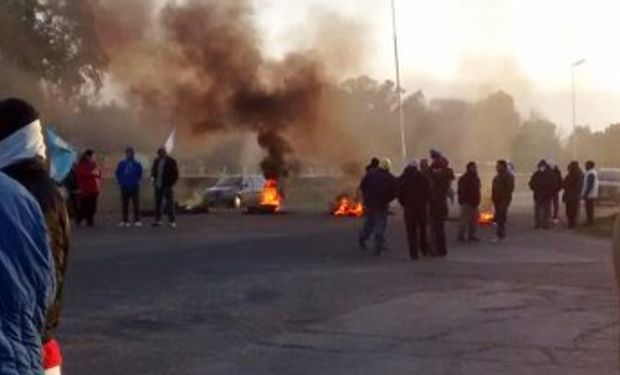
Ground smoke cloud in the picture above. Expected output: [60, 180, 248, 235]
[92, 0, 363, 179]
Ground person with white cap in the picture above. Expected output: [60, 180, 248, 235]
[0, 98, 71, 374]
[359, 157, 397, 255]
[397, 160, 432, 260]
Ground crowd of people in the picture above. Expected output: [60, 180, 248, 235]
[64, 146, 180, 229]
[358, 152, 601, 261]
[0, 96, 606, 374]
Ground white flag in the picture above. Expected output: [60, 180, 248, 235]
[164, 128, 176, 154]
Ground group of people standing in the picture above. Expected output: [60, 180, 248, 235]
[529, 159, 599, 229]
[65, 146, 180, 228]
[358, 151, 601, 261]
[358, 150, 456, 260]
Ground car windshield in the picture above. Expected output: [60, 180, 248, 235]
[599, 170, 620, 182]
[216, 177, 243, 187]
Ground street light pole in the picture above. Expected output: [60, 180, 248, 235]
[571, 59, 586, 161]
[390, 0, 407, 162]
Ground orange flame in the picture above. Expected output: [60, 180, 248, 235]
[260, 179, 283, 211]
[478, 211, 494, 225]
[332, 195, 365, 217]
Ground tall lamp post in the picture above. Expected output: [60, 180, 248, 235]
[571, 59, 586, 160]
[390, 0, 407, 162]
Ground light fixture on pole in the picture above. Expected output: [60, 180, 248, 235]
[390, 0, 407, 162]
[571, 58, 586, 160]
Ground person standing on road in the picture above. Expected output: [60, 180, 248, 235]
[492, 160, 515, 242]
[0, 172, 55, 375]
[115, 147, 143, 228]
[359, 158, 397, 255]
[429, 150, 455, 257]
[457, 162, 481, 243]
[151, 147, 179, 228]
[551, 163, 563, 224]
[397, 161, 432, 260]
[75, 150, 102, 227]
[563, 161, 584, 229]
[529, 160, 555, 229]
[0, 98, 71, 375]
[582, 160, 599, 226]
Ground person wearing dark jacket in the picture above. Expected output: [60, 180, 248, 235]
[551, 164, 563, 222]
[0, 98, 71, 374]
[429, 150, 455, 256]
[116, 147, 144, 227]
[397, 161, 432, 260]
[0, 172, 55, 375]
[75, 149, 102, 227]
[492, 160, 515, 241]
[563, 161, 584, 229]
[365, 157, 380, 172]
[151, 147, 179, 227]
[359, 158, 397, 255]
[529, 160, 556, 229]
[457, 162, 481, 242]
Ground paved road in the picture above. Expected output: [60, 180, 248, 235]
[61, 204, 618, 374]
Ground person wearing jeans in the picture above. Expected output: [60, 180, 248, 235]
[115, 147, 143, 227]
[359, 158, 397, 255]
[151, 148, 179, 227]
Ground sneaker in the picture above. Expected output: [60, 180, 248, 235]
[134, 221, 143, 228]
[490, 238, 502, 244]
[118, 222, 128, 228]
[152, 221, 163, 227]
[169, 222, 177, 229]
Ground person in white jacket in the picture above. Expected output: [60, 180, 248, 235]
[582, 160, 599, 225]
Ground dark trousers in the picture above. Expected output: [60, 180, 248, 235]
[155, 187, 176, 223]
[359, 206, 389, 251]
[404, 209, 429, 259]
[494, 204, 509, 239]
[122, 188, 141, 223]
[430, 204, 447, 256]
[565, 199, 580, 228]
[552, 194, 560, 219]
[78, 194, 98, 226]
[585, 199, 595, 225]
[534, 200, 551, 229]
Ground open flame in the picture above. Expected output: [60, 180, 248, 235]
[331, 195, 365, 217]
[260, 179, 283, 212]
[478, 211, 495, 225]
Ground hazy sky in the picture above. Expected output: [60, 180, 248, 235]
[255, 0, 620, 133]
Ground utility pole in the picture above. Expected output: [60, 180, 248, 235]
[390, 0, 407, 162]
[571, 59, 586, 160]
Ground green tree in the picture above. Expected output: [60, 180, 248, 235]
[0, 0, 107, 100]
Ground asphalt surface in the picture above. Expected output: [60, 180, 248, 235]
[60, 200, 618, 374]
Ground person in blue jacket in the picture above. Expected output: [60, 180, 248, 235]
[115, 147, 144, 227]
[0, 171, 55, 375]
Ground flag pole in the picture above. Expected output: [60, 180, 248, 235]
[391, 0, 407, 163]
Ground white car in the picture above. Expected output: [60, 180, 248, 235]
[204, 175, 266, 209]
[598, 168, 620, 203]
